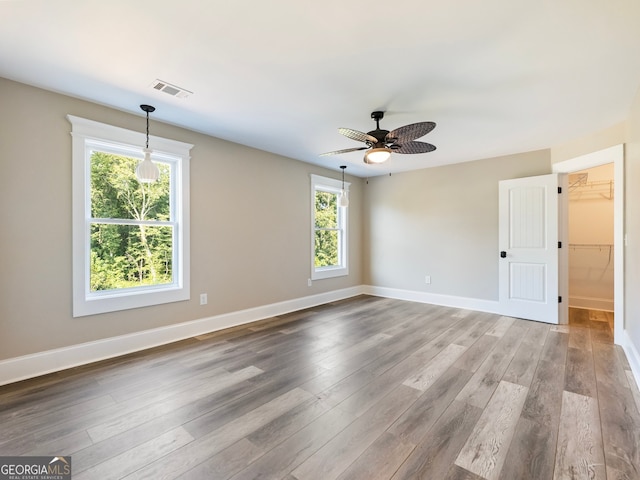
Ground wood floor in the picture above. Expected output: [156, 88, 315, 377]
[1, 296, 639, 479]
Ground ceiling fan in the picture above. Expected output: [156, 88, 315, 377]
[321, 111, 436, 164]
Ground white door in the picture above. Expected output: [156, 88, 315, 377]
[498, 174, 560, 323]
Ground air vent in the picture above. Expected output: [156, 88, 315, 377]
[150, 79, 192, 98]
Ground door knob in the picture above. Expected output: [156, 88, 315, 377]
[500, 251, 507, 258]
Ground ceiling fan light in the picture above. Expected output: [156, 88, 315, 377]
[136, 148, 159, 183]
[364, 147, 392, 164]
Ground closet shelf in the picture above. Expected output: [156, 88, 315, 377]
[569, 243, 613, 249]
[569, 243, 613, 264]
[569, 180, 614, 200]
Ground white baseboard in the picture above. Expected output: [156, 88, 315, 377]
[363, 285, 501, 314]
[366, 285, 640, 386]
[569, 296, 614, 312]
[6, 284, 638, 391]
[0, 286, 365, 386]
[622, 330, 640, 390]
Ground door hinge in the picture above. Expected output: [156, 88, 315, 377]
[558, 296, 562, 303]
[558, 241, 562, 248]
[558, 187, 562, 194]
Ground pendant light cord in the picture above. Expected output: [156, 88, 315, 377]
[140, 104, 155, 149]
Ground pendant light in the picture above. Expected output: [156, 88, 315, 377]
[136, 104, 159, 183]
[339, 165, 349, 207]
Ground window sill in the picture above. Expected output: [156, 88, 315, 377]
[312, 266, 349, 281]
[74, 285, 189, 317]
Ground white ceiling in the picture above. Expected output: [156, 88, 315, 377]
[1, 1, 640, 177]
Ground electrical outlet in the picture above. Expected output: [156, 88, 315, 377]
[307, 278, 312, 287]
[425, 275, 431, 284]
[200, 293, 208, 305]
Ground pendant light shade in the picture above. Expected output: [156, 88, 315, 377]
[339, 165, 349, 207]
[339, 190, 349, 207]
[364, 147, 391, 164]
[136, 148, 159, 183]
[136, 104, 160, 183]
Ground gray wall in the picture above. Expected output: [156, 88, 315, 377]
[3, 74, 639, 367]
[0, 78, 363, 360]
[363, 151, 551, 300]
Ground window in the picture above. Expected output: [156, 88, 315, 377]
[69, 115, 192, 317]
[311, 174, 349, 280]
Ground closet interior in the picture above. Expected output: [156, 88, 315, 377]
[568, 163, 614, 330]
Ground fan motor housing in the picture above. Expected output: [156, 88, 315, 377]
[368, 111, 391, 145]
[366, 129, 389, 145]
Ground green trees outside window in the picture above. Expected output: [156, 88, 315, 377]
[90, 151, 173, 291]
[314, 190, 340, 267]
[310, 174, 348, 280]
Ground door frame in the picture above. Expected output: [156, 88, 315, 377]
[552, 144, 624, 345]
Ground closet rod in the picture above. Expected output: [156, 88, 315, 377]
[568, 243, 613, 248]
[569, 243, 613, 265]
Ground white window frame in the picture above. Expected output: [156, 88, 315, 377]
[68, 115, 193, 317]
[311, 174, 349, 280]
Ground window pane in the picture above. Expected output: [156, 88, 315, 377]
[90, 151, 170, 221]
[315, 191, 338, 228]
[315, 229, 339, 267]
[90, 223, 173, 291]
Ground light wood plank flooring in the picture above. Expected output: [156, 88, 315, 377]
[1, 296, 639, 479]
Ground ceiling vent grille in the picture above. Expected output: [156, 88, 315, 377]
[150, 79, 192, 98]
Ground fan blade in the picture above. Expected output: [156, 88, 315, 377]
[320, 146, 369, 157]
[338, 128, 378, 144]
[392, 141, 436, 154]
[387, 122, 436, 143]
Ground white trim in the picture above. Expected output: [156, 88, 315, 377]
[569, 296, 614, 312]
[68, 115, 193, 317]
[310, 174, 351, 192]
[7, 284, 633, 387]
[622, 330, 640, 391]
[310, 174, 350, 280]
[552, 144, 624, 345]
[558, 173, 569, 324]
[364, 286, 637, 387]
[0, 286, 365, 386]
[364, 285, 502, 314]
[552, 145, 622, 173]
[66, 115, 193, 156]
